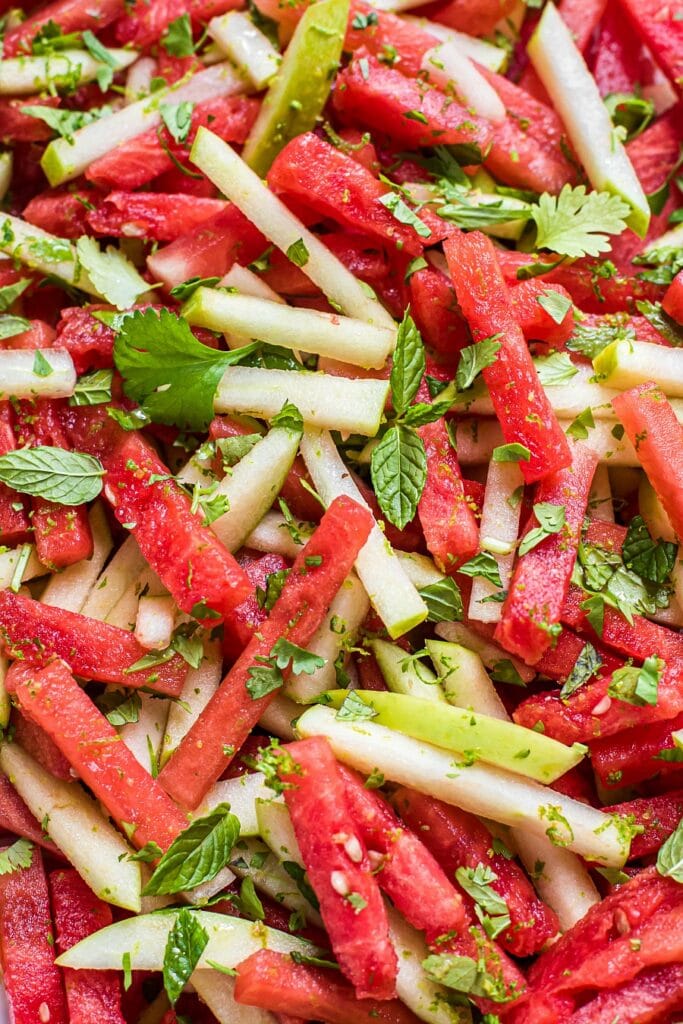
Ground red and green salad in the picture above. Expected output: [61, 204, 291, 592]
[0, 0, 682, 1020]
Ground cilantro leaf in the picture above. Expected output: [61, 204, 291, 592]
[0, 446, 104, 505]
[170, 276, 220, 302]
[567, 320, 635, 360]
[161, 14, 194, 56]
[0, 839, 33, 876]
[534, 351, 578, 386]
[390, 311, 425, 417]
[455, 335, 502, 391]
[458, 551, 502, 587]
[371, 423, 427, 529]
[455, 864, 509, 917]
[622, 515, 677, 584]
[518, 502, 566, 557]
[560, 642, 602, 699]
[336, 691, 379, 721]
[143, 803, 240, 895]
[22, 105, 110, 143]
[246, 661, 284, 699]
[114, 308, 257, 431]
[270, 638, 325, 675]
[581, 593, 605, 636]
[160, 101, 195, 144]
[163, 909, 209, 1005]
[531, 185, 630, 258]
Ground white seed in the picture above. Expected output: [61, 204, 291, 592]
[344, 836, 363, 863]
[592, 695, 612, 716]
[367, 850, 384, 871]
[330, 870, 350, 896]
[332, 832, 349, 844]
[614, 908, 630, 935]
[39, 1004, 50, 1023]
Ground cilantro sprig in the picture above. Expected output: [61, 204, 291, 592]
[114, 308, 258, 431]
[530, 185, 630, 258]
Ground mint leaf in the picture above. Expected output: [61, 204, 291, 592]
[657, 817, 683, 884]
[32, 351, 53, 377]
[286, 238, 309, 267]
[0, 277, 30, 312]
[609, 655, 664, 707]
[371, 423, 427, 529]
[492, 443, 530, 463]
[455, 335, 502, 391]
[378, 192, 431, 238]
[390, 311, 425, 417]
[518, 502, 566, 557]
[635, 300, 683, 347]
[82, 30, 120, 91]
[0, 314, 31, 340]
[0, 446, 104, 505]
[163, 909, 209, 1005]
[566, 407, 595, 440]
[622, 515, 677, 584]
[458, 552, 502, 587]
[419, 577, 463, 622]
[114, 308, 258, 431]
[69, 368, 113, 406]
[560, 642, 602, 699]
[581, 593, 605, 636]
[143, 804, 240, 895]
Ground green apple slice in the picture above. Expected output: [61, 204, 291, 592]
[296, 705, 631, 866]
[528, 2, 650, 237]
[42, 63, 245, 186]
[242, 0, 349, 175]
[210, 425, 301, 552]
[183, 287, 395, 369]
[0, 742, 141, 911]
[593, 338, 683, 396]
[0, 49, 136, 96]
[215, 366, 389, 436]
[300, 427, 427, 638]
[57, 908, 314, 970]
[322, 689, 587, 783]
[370, 638, 446, 702]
